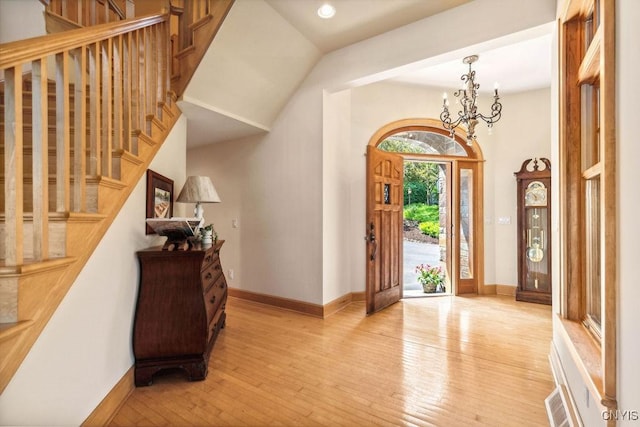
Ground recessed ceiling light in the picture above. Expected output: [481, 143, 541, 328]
[317, 3, 336, 19]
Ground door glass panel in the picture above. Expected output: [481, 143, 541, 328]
[459, 169, 473, 279]
[585, 177, 601, 331]
[379, 131, 468, 156]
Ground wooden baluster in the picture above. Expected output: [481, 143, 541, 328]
[113, 35, 123, 151]
[165, 20, 171, 100]
[103, 0, 110, 24]
[85, 0, 92, 26]
[89, 41, 101, 176]
[130, 30, 139, 143]
[125, 0, 134, 19]
[147, 26, 156, 122]
[32, 58, 50, 260]
[3, 67, 24, 266]
[61, 0, 69, 22]
[159, 21, 168, 107]
[180, 1, 191, 50]
[50, 0, 63, 16]
[55, 51, 70, 213]
[101, 38, 113, 178]
[138, 29, 146, 132]
[123, 31, 132, 153]
[72, 46, 87, 212]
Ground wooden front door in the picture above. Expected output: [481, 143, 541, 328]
[366, 146, 403, 314]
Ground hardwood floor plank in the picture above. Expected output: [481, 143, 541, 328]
[110, 295, 553, 426]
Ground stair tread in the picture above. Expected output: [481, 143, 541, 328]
[0, 256, 76, 276]
[0, 320, 35, 343]
[0, 211, 107, 222]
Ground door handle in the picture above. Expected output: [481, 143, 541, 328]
[368, 222, 377, 261]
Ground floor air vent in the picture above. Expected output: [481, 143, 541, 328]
[545, 384, 579, 427]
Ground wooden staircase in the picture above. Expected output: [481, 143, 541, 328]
[0, 0, 234, 395]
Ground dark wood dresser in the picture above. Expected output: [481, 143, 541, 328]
[133, 240, 227, 386]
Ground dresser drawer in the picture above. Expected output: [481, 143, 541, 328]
[201, 248, 217, 270]
[207, 304, 226, 344]
[204, 274, 226, 322]
[201, 259, 222, 294]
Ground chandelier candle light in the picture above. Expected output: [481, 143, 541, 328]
[440, 55, 502, 145]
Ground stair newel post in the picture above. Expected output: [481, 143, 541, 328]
[101, 37, 113, 178]
[3, 67, 24, 266]
[89, 41, 101, 177]
[55, 51, 71, 213]
[72, 46, 87, 212]
[31, 58, 50, 260]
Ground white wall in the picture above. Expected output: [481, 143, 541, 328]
[0, 0, 45, 44]
[0, 116, 187, 426]
[186, 82, 324, 304]
[616, 0, 640, 423]
[349, 82, 551, 291]
[185, 0, 321, 130]
[322, 90, 353, 303]
[185, 0, 556, 305]
[489, 89, 552, 286]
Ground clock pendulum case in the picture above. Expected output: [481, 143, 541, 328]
[514, 158, 552, 305]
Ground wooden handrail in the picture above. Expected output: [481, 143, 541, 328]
[0, 14, 166, 69]
[1, 10, 171, 267]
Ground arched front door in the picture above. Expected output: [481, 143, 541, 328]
[365, 119, 485, 314]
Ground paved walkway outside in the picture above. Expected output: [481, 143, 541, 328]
[403, 240, 445, 297]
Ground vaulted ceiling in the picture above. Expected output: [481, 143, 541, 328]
[181, 0, 552, 148]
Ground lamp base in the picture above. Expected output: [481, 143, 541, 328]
[194, 203, 204, 221]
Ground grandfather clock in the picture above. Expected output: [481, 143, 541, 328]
[514, 158, 551, 305]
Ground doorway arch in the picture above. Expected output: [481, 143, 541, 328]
[367, 118, 486, 296]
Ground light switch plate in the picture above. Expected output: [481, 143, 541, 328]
[497, 216, 511, 225]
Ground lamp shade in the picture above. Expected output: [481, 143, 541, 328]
[176, 176, 221, 204]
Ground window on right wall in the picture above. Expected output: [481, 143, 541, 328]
[558, 0, 616, 410]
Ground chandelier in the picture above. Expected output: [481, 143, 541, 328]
[440, 55, 502, 145]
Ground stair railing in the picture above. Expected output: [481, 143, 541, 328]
[168, 0, 233, 96]
[42, 0, 133, 26]
[0, 13, 170, 267]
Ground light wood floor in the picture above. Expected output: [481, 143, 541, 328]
[110, 295, 553, 426]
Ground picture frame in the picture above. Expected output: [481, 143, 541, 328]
[146, 169, 174, 234]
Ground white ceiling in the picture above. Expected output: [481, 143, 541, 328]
[391, 34, 552, 94]
[264, 0, 472, 53]
[264, 0, 552, 94]
[183, 0, 553, 148]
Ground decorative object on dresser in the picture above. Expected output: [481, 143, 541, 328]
[514, 158, 552, 305]
[133, 240, 228, 386]
[145, 170, 174, 234]
[145, 217, 202, 251]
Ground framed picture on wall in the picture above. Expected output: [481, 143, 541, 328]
[146, 169, 174, 234]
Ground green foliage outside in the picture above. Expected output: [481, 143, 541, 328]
[404, 203, 439, 222]
[404, 203, 440, 238]
[380, 137, 442, 239]
[418, 221, 439, 238]
[404, 162, 440, 205]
